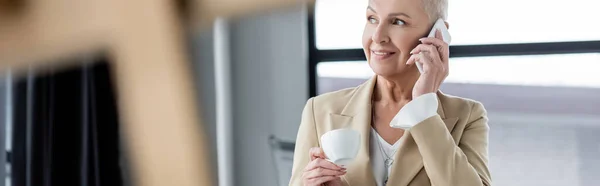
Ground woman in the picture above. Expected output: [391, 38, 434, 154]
[289, 0, 492, 185]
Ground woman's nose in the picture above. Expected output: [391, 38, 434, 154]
[372, 25, 390, 44]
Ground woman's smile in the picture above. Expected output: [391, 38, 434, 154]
[370, 49, 398, 61]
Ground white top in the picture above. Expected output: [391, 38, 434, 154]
[370, 128, 401, 186]
[369, 93, 439, 186]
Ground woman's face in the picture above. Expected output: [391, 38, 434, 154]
[363, 0, 432, 77]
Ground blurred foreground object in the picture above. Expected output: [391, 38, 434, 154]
[192, 0, 314, 26]
[0, 0, 212, 186]
[0, 0, 312, 186]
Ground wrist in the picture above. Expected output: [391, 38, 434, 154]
[413, 90, 436, 98]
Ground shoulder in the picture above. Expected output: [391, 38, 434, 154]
[438, 92, 487, 123]
[306, 86, 357, 113]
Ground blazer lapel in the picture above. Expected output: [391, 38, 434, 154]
[385, 92, 459, 186]
[331, 76, 377, 186]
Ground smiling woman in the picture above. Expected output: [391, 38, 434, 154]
[308, 0, 600, 186]
[291, 0, 493, 185]
[362, 0, 441, 78]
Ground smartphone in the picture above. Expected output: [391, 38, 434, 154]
[416, 18, 451, 73]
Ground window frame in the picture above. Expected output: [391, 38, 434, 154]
[306, 5, 600, 97]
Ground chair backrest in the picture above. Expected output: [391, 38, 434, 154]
[269, 135, 296, 186]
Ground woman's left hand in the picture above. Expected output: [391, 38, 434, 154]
[406, 29, 450, 98]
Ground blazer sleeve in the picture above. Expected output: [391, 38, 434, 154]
[409, 101, 492, 186]
[288, 98, 320, 186]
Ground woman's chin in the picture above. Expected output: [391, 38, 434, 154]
[369, 61, 407, 76]
[370, 66, 401, 77]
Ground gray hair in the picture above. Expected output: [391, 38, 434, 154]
[422, 0, 448, 21]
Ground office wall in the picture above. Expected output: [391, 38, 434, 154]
[191, 28, 220, 185]
[0, 74, 6, 186]
[228, 6, 308, 186]
[191, 5, 309, 186]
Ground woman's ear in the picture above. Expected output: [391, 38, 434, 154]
[444, 21, 450, 30]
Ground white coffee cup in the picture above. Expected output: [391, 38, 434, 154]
[320, 128, 361, 166]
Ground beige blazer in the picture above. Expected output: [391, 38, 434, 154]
[289, 76, 492, 186]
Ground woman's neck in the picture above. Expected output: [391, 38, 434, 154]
[373, 72, 420, 104]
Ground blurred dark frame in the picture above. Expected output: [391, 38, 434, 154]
[9, 56, 126, 186]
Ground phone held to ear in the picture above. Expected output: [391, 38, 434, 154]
[416, 18, 451, 73]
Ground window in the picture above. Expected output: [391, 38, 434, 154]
[317, 53, 600, 94]
[308, 0, 600, 185]
[315, 0, 600, 49]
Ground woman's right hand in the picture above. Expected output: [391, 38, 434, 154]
[302, 147, 346, 186]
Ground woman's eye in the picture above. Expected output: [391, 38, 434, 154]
[393, 19, 405, 25]
[368, 17, 377, 24]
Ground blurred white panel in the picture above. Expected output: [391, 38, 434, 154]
[315, 0, 366, 49]
[316, 53, 600, 88]
[447, 53, 600, 88]
[448, 0, 600, 45]
[315, 0, 600, 49]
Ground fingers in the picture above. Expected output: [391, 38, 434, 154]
[406, 53, 416, 65]
[435, 29, 443, 40]
[406, 52, 430, 66]
[411, 42, 443, 56]
[409, 44, 442, 66]
[418, 35, 448, 49]
[303, 167, 346, 179]
[309, 147, 326, 161]
[302, 157, 346, 186]
[304, 158, 344, 172]
[407, 47, 446, 75]
[418, 35, 450, 65]
[306, 175, 340, 185]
